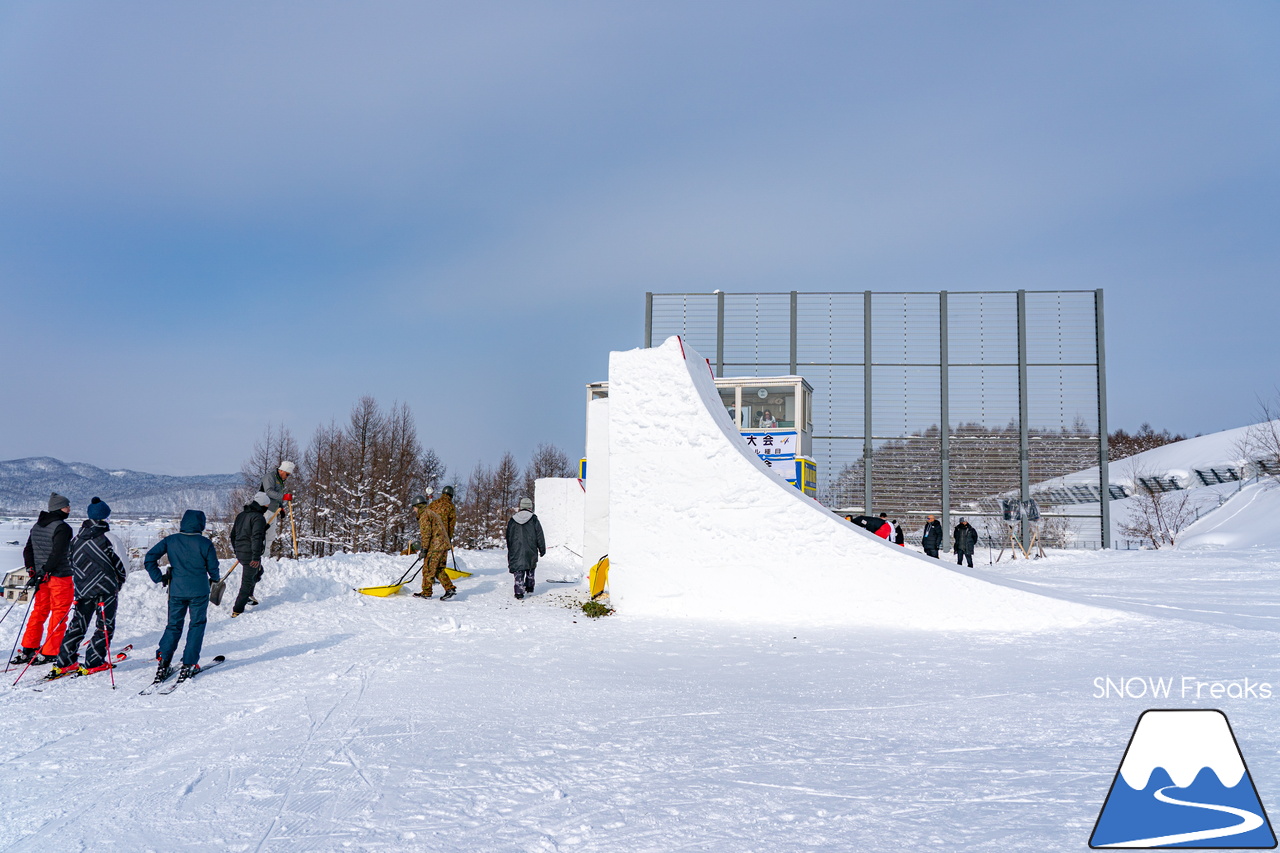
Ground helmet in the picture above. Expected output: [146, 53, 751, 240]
[442, 485, 455, 497]
[410, 494, 428, 507]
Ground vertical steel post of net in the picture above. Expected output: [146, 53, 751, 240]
[1096, 288, 1111, 549]
[715, 290, 726, 377]
[863, 290, 874, 515]
[789, 291, 798, 375]
[1017, 290, 1031, 546]
[645, 292, 654, 347]
[939, 290, 951, 536]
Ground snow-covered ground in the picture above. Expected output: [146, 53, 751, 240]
[3, 517, 1280, 851]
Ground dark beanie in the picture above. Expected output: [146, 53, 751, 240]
[87, 496, 111, 520]
[48, 492, 70, 512]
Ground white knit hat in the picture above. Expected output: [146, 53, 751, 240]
[279, 460, 297, 474]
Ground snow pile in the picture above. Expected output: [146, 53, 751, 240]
[606, 338, 1116, 630]
[533, 477, 584, 553]
[1178, 481, 1280, 550]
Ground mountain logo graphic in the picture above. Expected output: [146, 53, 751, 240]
[1091, 709, 1276, 848]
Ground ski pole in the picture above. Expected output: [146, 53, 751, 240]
[0, 597, 18, 631]
[5, 584, 36, 675]
[98, 601, 115, 690]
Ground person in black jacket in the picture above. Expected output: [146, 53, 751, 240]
[892, 520, 905, 547]
[505, 497, 546, 600]
[230, 492, 270, 617]
[48, 498, 128, 678]
[921, 514, 943, 558]
[953, 518, 979, 568]
[13, 493, 76, 666]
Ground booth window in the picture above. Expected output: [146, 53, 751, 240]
[744, 386, 796, 429]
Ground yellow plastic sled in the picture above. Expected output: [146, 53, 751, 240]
[354, 583, 405, 597]
[588, 555, 609, 599]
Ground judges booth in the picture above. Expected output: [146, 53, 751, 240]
[584, 375, 817, 497]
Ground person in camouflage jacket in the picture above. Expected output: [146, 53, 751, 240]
[428, 487, 456, 541]
[411, 493, 455, 600]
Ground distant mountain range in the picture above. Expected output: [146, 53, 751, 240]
[0, 457, 242, 517]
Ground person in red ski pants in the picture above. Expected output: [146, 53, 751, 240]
[12, 493, 76, 666]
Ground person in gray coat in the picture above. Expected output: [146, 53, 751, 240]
[505, 497, 545, 600]
[261, 460, 296, 552]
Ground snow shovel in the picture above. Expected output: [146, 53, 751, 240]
[354, 554, 423, 597]
[588, 555, 609, 599]
[443, 548, 472, 580]
[209, 561, 240, 607]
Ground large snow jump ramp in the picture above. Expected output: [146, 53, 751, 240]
[606, 337, 1114, 631]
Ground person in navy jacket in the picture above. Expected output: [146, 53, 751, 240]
[144, 509, 221, 682]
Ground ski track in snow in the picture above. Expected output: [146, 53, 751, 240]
[2, 527, 1280, 851]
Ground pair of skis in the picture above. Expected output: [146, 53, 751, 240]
[29, 645, 133, 691]
[139, 655, 226, 695]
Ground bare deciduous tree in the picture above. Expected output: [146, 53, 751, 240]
[233, 399, 444, 557]
[1117, 463, 1198, 548]
[522, 442, 576, 498]
[1235, 393, 1280, 484]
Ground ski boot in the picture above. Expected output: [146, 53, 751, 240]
[440, 588, 457, 601]
[9, 648, 36, 666]
[33, 653, 58, 665]
[152, 660, 172, 685]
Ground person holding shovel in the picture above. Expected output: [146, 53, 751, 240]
[229, 492, 270, 617]
[411, 492, 455, 601]
[261, 460, 296, 554]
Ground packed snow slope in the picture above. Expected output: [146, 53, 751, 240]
[1179, 480, 1280, 551]
[2, 532, 1280, 852]
[606, 338, 1114, 630]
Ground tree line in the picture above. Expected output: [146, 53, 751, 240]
[219, 396, 575, 557]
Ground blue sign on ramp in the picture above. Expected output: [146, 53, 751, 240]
[1091, 709, 1276, 848]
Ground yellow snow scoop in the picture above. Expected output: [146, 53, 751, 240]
[353, 583, 405, 597]
[444, 548, 472, 580]
[354, 554, 422, 597]
[588, 555, 609, 599]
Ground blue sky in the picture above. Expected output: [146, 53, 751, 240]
[1, 2, 1277, 476]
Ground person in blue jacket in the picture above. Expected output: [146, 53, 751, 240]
[144, 509, 221, 683]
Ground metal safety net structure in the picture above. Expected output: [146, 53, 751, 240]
[645, 290, 1111, 548]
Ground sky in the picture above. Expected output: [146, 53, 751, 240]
[0, 2, 1277, 477]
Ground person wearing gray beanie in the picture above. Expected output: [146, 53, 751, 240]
[505, 498, 545, 600]
[11, 494, 75, 666]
